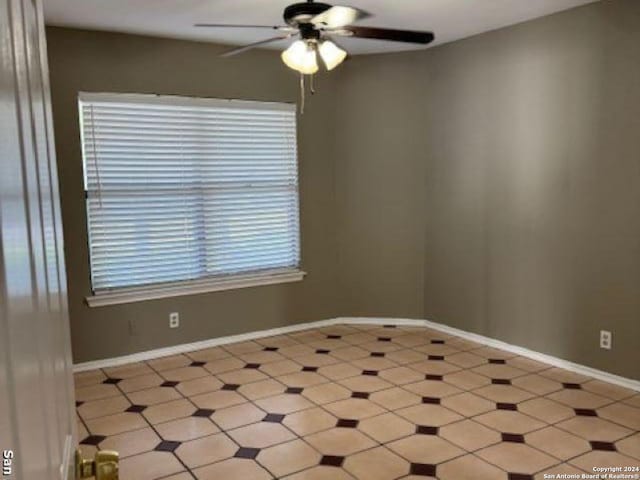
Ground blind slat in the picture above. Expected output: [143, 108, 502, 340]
[80, 93, 300, 292]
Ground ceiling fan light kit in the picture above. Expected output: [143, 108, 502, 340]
[196, 0, 434, 110]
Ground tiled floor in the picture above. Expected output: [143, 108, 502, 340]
[74, 323, 640, 480]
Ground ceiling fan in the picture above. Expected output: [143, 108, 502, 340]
[195, 0, 435, 74]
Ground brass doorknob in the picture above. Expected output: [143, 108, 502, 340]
[75, 449, 119, 479]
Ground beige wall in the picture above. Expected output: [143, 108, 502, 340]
[332, 0, 640, 379]
[48, 0, 640, 379]
[46, 27, 339, 363]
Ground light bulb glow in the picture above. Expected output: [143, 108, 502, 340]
[319, 40, 347, 71]
[281, 40, 319, 74]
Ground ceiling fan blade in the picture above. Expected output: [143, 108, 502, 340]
[195, 24, 292, 31]
[220, 34, 296, 58]
[311, 6, 370, 29]
[338, 26, 434, 44]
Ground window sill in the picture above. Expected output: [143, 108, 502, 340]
[85, 269, 306, 307]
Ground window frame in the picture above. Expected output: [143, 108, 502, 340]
[79, 92, 305, 307]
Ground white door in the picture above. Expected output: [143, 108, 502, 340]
[0, 0, 77, 479]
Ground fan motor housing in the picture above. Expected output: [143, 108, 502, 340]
[284, 2, 332, 26]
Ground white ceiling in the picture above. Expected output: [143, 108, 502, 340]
[44, 0, 598, 55]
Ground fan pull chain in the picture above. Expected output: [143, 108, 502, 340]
[310, 73, 316, 95]
[299, 73, 305, 115]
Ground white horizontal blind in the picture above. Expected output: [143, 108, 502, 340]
[79, 93, 300, 292]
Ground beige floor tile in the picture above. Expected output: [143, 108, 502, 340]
[74, 370, 106, 388]
[344, 446, 410, 480]
[369, 387, 422, 410]
[519, 397, 575, 423]
[283, 407, 337, 436]
[569, 451, 638, 471]
[556, 416, 633, 442]
[526, 426, 590, 460]
[278, 344, 316, 359]
[358, 412, 416, 442]
[228, 421, 296, 448]
[238, 349, 286, 365]
[330, 346, 371, 362]
[175, 432, 238, 468]
[582, 380, 637, 401]
[340, 332, 378, 346]
[474, 410, 546, 434]
[147, 354, 192, 371]
[119, 451, 184, 480]
[258, 439, 322, 477]
[211, 402, 266, 430]
[385, 349, 426, 364]
[119, 372, 165, 393]
[438, 454, 507, 480]
[471, 364, 527, 380]
[338, 375, 393, 393]
[304, 427, 377, 455]
[440, 419, 501, 451]
[443, 370, 492, 390]
[388, 434, 464, 463]
[203, 356, 245, 375]
[303, 383, 352, 404]
[624, 396, 640, 408]
[260, 359, 303, 376]
[223, 340, 263, 355]
[143, 398, 195, 424]
[440, 392, 495, 417]
[75, 383, 121, 402]
[191, 389, 245, 410]
[162, 473, 194, 480]
[617, 433, 640, 460]
[255, 393, 315, 414]
[351, 357, 398, 371]
[547, 389, 612, 409]
[446, 352, 487, 368]
[176, 375, 223, 397]
[256, 334, 301, 348]
[392, 335, 431, 348]
[294, 353, 341, 368]
[414, 344, 459, 356]
[323, 398, 386, 420]
[310, 338, 350, 351]
[216, 367, 268, 385]
[277, 371, 329, 388]
[238, 378, 287, 400]
[408, 360, 461, 376]
[100, 427, 160, 458]
[193, 458, 272, 480]
[282, 465, 356, 480]
[187, 346, 229, 363]
[77, 395, 130, 420]
[317, 363, 362, 380]
[471, 346, 516, 360]
[161, 366, 209, 382]
[476, 443, 557, 474]
[598, 402, 640, 430]
[127, 386, 182, 406]
[512, 374, 563, 395]
[396, 404, 462, 426]
[155, 416, 219, 442]
[104, 362, 154, 379]
[378, 366, 424, 385]
[539, 367, 591, 384]
[85, 412, 147, 436]
[473, 384, 535, 403]
[404, 379, 462, 398]
[507, 356, 551, 373]
[359, 341, 402, 353]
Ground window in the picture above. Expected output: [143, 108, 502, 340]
[79, 93, 303, 306]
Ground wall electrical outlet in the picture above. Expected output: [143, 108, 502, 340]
[600, 330, 612, 350]
[169, 312, 180, 329]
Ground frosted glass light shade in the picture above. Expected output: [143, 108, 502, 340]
[319, 40, 347, 71]
[281, 40, 319, 74]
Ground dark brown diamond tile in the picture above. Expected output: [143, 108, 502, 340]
[590, 441, 616, 451]
[410, 463, 437, 476]
[235, 447, 260, 459]
[126, 405, 147, 413]
[155, 440, 181, 452]
[502, 433, 525, 443]
[422, 397, 441, 405]
[81, 435, 106, 446]
[320, 455, 345, 467]
[497, 403, 518, 411]
[263, 413, 285, 423]
[336, 419, 359, 428]
[192, 409, 214, 418]
[416, 425, 439, 435]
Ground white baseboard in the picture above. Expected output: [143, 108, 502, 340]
[74, 316, 640, 393]
[73, 319, 337, 372]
